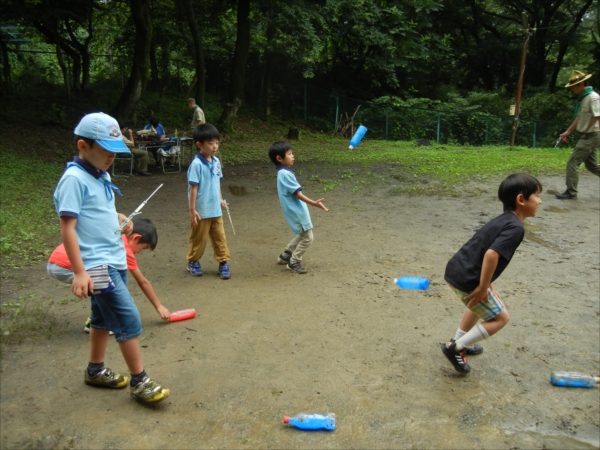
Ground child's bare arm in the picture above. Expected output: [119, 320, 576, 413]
[60, 216, 93, 298]
[189, 184, 201, 225]
[464, 249, 500, 308]
[294, 191, 329, 212]
[129, 268, 170, 319]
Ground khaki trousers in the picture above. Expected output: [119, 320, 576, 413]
[285, 229, 314, 265]
[187, 216, 231, 263]
[131, 148, 149, 172]
[565, 132, 600, 195]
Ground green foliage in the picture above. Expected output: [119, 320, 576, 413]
[0, 152, 63, 269]
[0, 294, 67, 348]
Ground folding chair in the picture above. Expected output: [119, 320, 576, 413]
[110, 152, 134, 176]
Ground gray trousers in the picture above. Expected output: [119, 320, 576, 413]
[285, 229, 314, 265]
[565, 132, 600, 195]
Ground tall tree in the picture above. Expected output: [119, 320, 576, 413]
[112, 0, 152, 122]
[219, 0, 251, 131]
[177, 0, 206, 105]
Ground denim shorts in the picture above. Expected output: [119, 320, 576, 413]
[90, 266, 142, 342]
[448, 283, 505, 321]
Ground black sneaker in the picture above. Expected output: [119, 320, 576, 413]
[450, 339, 483, 355]
[441, 341, 471, 374]
[286, 262, 307, 274]
[555, 190, 577, 200]
[277, 251, 291, 265]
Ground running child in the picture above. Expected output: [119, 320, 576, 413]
[47, 217, 171, 330]
[441, 173, 542, 374]
[186, 123, 231, 279]
[53, 112, 170, 404]
[268, 141, 328, 274]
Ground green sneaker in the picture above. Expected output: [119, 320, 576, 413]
[84, 368, 129, 389]
[130, 376, 170, 404]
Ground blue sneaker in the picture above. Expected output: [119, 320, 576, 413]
[187, 260, 203, 276]
[219, 262, 231, 280]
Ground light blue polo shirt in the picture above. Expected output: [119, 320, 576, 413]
[277, 166, 312, 235]
[53, 157, 127, 271]
[187, 153, 223, 219]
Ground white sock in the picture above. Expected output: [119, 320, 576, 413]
[454, 328, 466, 341]
[455, 323, 489, 350]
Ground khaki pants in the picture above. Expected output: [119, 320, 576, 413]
[187, 216, 230, 263]
[285, 229, 314, 265]
[565, 132, 600, 195]
[131, 148, 149, 172]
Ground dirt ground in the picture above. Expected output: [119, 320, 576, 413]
[1, 161, 599, 449]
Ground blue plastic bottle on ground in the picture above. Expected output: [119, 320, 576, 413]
[550, 372, 599, 388]
[283, 413, 336, 431]
[394, 277, 430, 290]
[349, 125, 367, 149]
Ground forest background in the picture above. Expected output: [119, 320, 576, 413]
[0, 0, 598, 270]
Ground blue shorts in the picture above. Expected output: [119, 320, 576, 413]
[448, 283, 505, 321]
[90, 266, 142, 342]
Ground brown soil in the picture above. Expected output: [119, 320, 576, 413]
[1, 165, 599, 449]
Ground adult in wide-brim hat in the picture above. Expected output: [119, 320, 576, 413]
[564, 70, 592, 88]
[555, 70, 600, 200]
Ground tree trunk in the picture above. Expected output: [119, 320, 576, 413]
[262, 0, 275, 119]
[219, 0, 251, 129]
[230, 0, 251, 101]
[112, 0, 152, 123]
[218, 97, 242, 133]
[150, 36, 160, 89]
[0, 37, 12, 94]
[179, 0, 205, 106]
[55, 42, 71, 98]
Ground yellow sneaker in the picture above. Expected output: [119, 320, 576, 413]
[130, 376, 170, 404]
[84, 368, 129, 388]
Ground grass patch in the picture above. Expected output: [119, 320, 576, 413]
[0, 294, 67, 351]
[0, 152, 64, 269]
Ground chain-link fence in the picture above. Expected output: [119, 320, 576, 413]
[278, 83, 570, 148]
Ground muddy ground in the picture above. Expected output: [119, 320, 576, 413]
[1, 162, 599, 449]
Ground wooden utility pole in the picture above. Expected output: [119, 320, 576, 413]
[510, 12, 531, 147]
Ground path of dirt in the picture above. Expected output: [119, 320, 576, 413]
[1, 164, 599, 449]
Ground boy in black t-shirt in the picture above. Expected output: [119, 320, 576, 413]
[441, 173, 543, 374]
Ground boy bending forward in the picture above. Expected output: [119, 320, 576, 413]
[442, 173, 542, 374]
[48, 218, 171, 326]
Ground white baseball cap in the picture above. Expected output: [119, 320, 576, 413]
[74, 112, 131, 154]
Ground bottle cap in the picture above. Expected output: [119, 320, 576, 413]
[283, 416, 290, 424]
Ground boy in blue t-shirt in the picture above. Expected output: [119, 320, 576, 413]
[268, 141, 328, 274]
[186, 123, 231, 279]
[53, 112, 170, 404]
[441, 173, 542, 374]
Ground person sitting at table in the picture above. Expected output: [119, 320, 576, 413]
[120, 123, 152, 176]
[143, 118, 169, 165]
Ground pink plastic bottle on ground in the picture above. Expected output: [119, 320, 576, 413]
[168, 308, 196, 322]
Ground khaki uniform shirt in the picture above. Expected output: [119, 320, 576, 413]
[191, 106, 205, 127]
[576, 91, 600, 133]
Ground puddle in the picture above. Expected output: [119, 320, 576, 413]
[544, 206, 569, 213]
[228, 185, 248, 196]
[523, 223, 561, 250]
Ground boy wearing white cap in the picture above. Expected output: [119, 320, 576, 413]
[53, 112, 170, 404]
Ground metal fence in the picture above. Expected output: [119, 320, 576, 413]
[275, 83, 569, 148]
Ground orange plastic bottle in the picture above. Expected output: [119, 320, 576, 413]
[168, 308, 196, 322]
